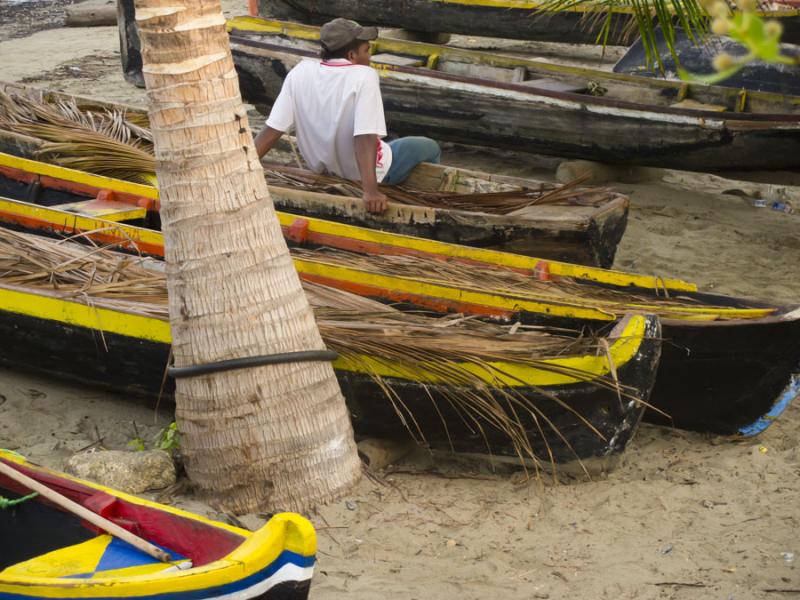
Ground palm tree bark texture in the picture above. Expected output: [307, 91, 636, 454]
[133, 0, 361, 513]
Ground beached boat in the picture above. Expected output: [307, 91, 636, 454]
[0, 84, 631, 268]
[0, 450, 316, 599]
[254, 0, 800, 46]
[0, 227, 660, 464]
[0, 156, 796, 439]
[227, 17, 800, 171]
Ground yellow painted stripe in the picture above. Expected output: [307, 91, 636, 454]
[0, 152, 158, 200]
[276, 212, 697, 291]
[0, 197, 164, 247]
[0, 286, 172, 343]
[0, 282, 643, 384]
[336, 313, 645, 386]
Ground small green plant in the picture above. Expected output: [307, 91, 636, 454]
[127, 437, 146, 451]
[155, 422, 181, 453]
[680, 0, 799, 84]
[127, 421, 180, 453]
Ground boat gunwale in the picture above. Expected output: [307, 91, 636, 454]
[0, 280, 652, 387]
[228, 32, 800, 123]
[227, 16, 800, 113]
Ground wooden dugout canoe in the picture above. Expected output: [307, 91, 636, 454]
[0, 156, 796, 439]
[0, 451, 316, 600]
[227, 17, 800, 171]
[254, 0, 800, 46]
[0, 237, 661, 463]
[0, 85, 631, 269]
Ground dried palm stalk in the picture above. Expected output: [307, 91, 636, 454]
[0, 228, 637, 474]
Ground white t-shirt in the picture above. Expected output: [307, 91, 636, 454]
[266, 58, 393, 183]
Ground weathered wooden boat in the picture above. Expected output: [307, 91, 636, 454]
[0, 156, 796, 439]
[614, 27, 800, 96]
[227, 17, 800, 171]
[0, 450, 316, 600]
[253, 0, 800, 46]
[0, 84, 631, 268]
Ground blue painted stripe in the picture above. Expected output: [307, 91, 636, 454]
[61, 539, 186, 579]
[0, 550, 314, 600]
[738, 374, 800, 437]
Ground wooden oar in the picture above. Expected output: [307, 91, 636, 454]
[0, 460, 172, 563]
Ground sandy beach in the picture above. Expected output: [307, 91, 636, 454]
[1, 2, 799, 598]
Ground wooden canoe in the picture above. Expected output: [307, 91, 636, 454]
[0, 156, 796, 439]
[0, 232, 660, 463]
[227, 17, 800, 171]
[254, 0, 800, 46]
[0, 450, 316, 600]
[0, 84, 631, 268]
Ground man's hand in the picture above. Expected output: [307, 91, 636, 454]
[363, 188, 389, 214]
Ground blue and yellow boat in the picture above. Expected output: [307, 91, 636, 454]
[0, 450, 316, 600]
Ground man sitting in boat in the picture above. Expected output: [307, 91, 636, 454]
[254, 18, 441, 213]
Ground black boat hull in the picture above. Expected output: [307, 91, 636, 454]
[0, 299, 660, 463]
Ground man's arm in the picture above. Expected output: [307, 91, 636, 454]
[253, 126, 285, 160]
[354, 134, 389, 214]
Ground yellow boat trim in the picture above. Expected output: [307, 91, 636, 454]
[0, 196, 164, 247]
[51, 200, 146, 223]
[0, 284, 644, 385]
[0, 451, 316, 597]
[0, 152, 158, 200]
[0, 285, 172, 343]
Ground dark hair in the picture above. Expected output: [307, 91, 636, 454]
[320, 39, 368, 61]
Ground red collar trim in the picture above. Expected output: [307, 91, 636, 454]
[321, 60, 356, 67]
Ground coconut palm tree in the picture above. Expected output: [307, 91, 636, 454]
[133, 0, 361, 513]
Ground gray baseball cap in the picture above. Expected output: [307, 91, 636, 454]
[320, 18, 378, 52]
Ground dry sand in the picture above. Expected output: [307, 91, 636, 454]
[1, 5, 799, 599]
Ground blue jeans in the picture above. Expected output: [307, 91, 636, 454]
[384, 137, 441, 185]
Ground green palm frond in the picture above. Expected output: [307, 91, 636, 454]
[536, 0, 709, 69]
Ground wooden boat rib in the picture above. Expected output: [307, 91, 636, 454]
[0, 155, 797, 438]
[254, 0, 800, 46]
[0, 450, 316, 600]
[227, 17, 800, 171]
[0, 83, 631, 269]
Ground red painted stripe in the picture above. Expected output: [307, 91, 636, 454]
[0, 457, 244, 566]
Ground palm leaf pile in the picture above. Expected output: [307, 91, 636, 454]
[0, 227, 634, 472]
[292, 247, 764, 321]
[0, 90, 155, 184]
[0, 90, 610, 215]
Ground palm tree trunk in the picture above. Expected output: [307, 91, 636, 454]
[133, 0, 361, 513]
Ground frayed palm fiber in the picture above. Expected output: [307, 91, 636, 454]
[0, 228, 635, 473]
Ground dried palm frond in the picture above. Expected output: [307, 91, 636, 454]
[0, 228, 639, 475]
[292, 247, 760, 321]
[0, 90, 155, 184]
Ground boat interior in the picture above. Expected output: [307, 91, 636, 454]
[0, 461, 245, 576]
[228, 17, 800, 116]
